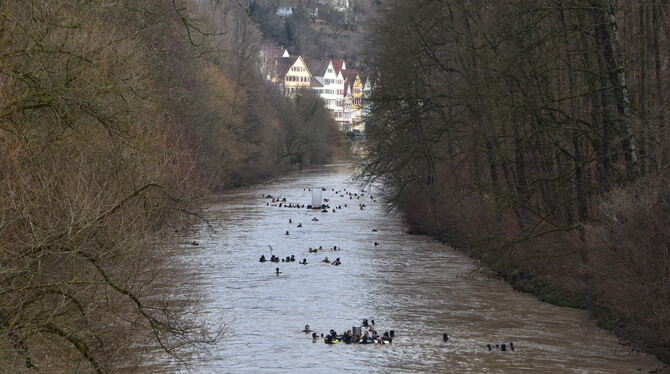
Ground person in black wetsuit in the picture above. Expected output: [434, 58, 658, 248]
[342, 330, 353, 344]
[259, 255, 266, 262]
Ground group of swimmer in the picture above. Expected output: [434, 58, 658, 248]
[259, 186, 376, 275]
[303, 319, 394, 345]
[259, 252, 340, 267]
[487, 342, 515, 351]
[259, 254, 296, 263]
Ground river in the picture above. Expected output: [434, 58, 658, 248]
[177, 163, 661, 373]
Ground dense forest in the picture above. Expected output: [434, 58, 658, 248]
[247, 0, 376, 63]
[362, 0, 670, 363]
[0, 0, 341, 372]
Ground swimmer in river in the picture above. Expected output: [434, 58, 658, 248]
[332, 258, 341, 266]
[312, 217, 319, 221]
[275, 267, 281, 275]
[510, 342, 515, 351]
[443, 333, 449, 342]
[390, 330, 395, 338]
[487, 344, 492, 351]
[300, 258, 307, 264]
[297, 223, 302, 228]
[322, 257, 330, 263]
[312, 332, 318, 342]
[259, 255, 267, 262]
[303, 325, 312, 333]
[289, 219, 292, 223]
[285, 231, 289, 235]
[290, 255, 295, 262]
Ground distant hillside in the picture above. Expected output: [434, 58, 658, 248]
[247, 0, 377, 65]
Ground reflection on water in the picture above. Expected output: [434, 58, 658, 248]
[175, 163, 660, 373]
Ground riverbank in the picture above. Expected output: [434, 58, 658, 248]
[394, 182, 670, 368]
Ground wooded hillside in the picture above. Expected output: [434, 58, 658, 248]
[0, 0, 340, 371]
[362, 0, 670, 363]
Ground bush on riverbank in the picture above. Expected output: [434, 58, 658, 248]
[362, 0, 670, 364]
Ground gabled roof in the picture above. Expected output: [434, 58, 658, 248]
[310, 77, 324, 88]
[342, 69, 360, 96]
[277, 56, 300, 79]
[331, 59, 346, 75]
[263, 47, 289, 60]
[304, 59, 331, 78]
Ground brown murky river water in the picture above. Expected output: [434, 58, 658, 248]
[174, 163, 662, 373]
